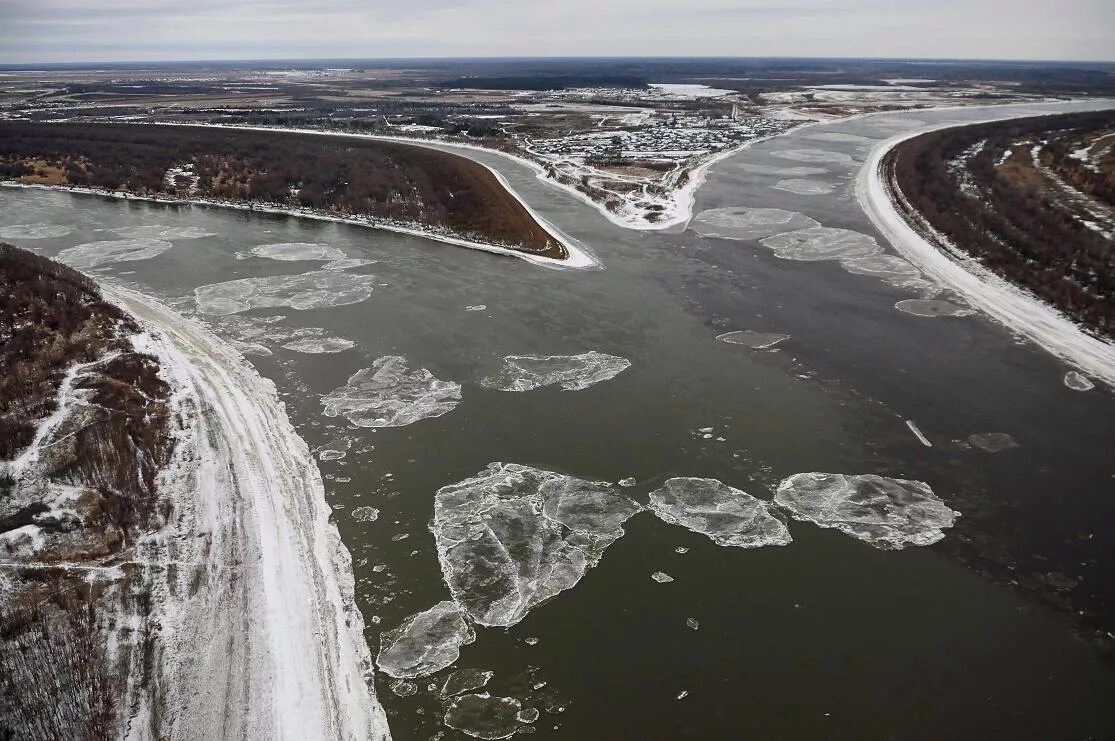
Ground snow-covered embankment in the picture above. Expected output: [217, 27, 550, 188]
[106, 285, 390, 740]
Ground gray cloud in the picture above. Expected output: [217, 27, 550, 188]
[0, 0, 1111, 63]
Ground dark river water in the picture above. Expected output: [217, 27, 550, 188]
[3, 101, 1114, 740]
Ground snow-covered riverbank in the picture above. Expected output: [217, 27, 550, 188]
[105, 285, 390, 740]
[857, 117, 1115, 390]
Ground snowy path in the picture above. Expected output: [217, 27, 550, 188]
[856, 114, 1115, 389]
[105, 285, 390, 741]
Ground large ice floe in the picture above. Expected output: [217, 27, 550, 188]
[716, 330, 789, 349]
[774, 473, 959, 549]
[194, 270, 377, 315]
[648, 478, 792, 548]
[57, 238, 173, 269]
[112, 225, 216, 240]
[691, 207, 819, 241]
[250, 242, 349, 262]
[0, 222, 73, 239]
[322, 355, 462, 428]
[432, 463, 643, 627]
[772, 179, 836, 195]
[481, 351, 630, 392]
[759, 227, 881, 262]
[441, 669, 494, 697]
[771, 149, 855, 165]
[443, 694, 525, 740]
[894, 299, 975, 318]
[281, 337, 355, 354]
[737, 163, 829, 177]
[376, 601, 476, 678]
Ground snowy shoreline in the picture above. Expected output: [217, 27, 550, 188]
[104, 285, 391, 740]
[856, 112, 1115, 389]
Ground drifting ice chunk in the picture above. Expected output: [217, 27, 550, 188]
[465, 305, 488, 312]
[323, 258, 376, 270]
[759, 227, 881, 262]
[774, 473, 959, 549]
[0, 223, 73, 240]
[321, 355, 462, 428]
[281, 337, 356, 354]
[230, 340, 273, 357]
[516, 707, 540, 724]
[716, 330, 789, 349]
[686, 618, 700, 630]
[1064, 371, 1095, 391]
[649, 478, 791, 548]
[840, 254, 923, 284]
[351, 506, 380, 522]
[967, 432, 1020, 453]
[691, 207, 819, 241]
[444, 694, 523, 740]
[894, 299, 974, 318]
[441, 669, 495, 698]
[482, 352, 630, 392]
[58, 238, 173, 269]
[618, 477, 637, 487]
[250, 242, 348, 262]
[376, 601, 476, 678]
[194, 270, 377, 315]
[771, 149, 855, 165]
[112, 225, 216, 239]
[651, 571, 674, 583]
[433, 463, 642, 627]
[772, 179, 836, 195]
[391, 680, 418, 697]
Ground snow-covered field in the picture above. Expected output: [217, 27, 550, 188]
[105, 286, 390, 740]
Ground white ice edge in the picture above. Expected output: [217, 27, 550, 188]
[856, 103, 1115, 389]
[103, 284, 390, 740]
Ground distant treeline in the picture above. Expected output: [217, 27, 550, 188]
[440, 75, 649, 91]
[0, 121, 563, 257]
[887, 110, 1115, 337]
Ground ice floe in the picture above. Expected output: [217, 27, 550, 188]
[444, 694, 523, 740]
[0, 222, 73, 239]
[281, 337, 356, 354]
[432, 463, 642, 627]
[1064, 371, 1095, 391]
[57, 238, 173, 269]
[840, 254, 923, 285]
[804, 132, 872, 144]
[774, 472, 959, 549]
[351, 506, 380, 522]
[651, 571, 674, 583]
[737, 163, 829, 177]
[772, 179, 836, 195]
[390, 680, 418, 697]
[771, 149, 855, 165]
[894, 299, 975, 318]
[759, 227, 881, 262]
[194, 270, 377, 315]
[686, 618, 700, 630]
[716, 330, 789, 349]
[250, 242, 348, 262]
[441, 669, 494, 698]
[323, 258, 376, 270]
[967, 432, 1020, 453]
[321, 356, 462, 428]
[376, 601, 476, 678]
[112, 225, 216, 240]
[691, 207, 819, 241]
[230, 340, 273, 357]
[648, 477, 791, 548]
[481, 351, 630, 392]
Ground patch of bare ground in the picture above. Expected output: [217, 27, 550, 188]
[0, 244, 174, 740]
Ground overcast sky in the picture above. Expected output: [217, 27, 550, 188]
[1, 0, 1112, 64]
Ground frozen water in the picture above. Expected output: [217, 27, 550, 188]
[759, 227, 881, 262]
[840, 254, 921, 282]
[444, 694, 523, 740]
[376, 601, 476, 678]
[651, 571, 674, 583]
[516, 708, 540, 724]
[737, 163, 829, 177]
[648, 477, 792, 548]
[772, 179, 836, 195]
[465, 305, 488, 312]
[804, 132, 872, 143]
[57, 238, 172, 269]
[250, 242, 348, 262]
[433, 463, 643, 627]
[323, 258, 376, 270]
[322, 356, 462, 428]
[281, 337, 356, 354]
[967, 432, 1020, 453]
[351, 506, 380, 522]
[774, 473, 960, 549]
[894, 299, 975, 318]
[1064, 371, 1095, 391]
[691, 207, 819, 241]
[194, 270, 377, 315]
[112, 225, 216, 239]
[716, 330, 789, 349]
[390, 680, 418, 697]
[230, 340, 273, 357]
[441, 669, 494, 697]
[0, 223, 73, 239]
[686, 618, 700, 630]
[618, 477, 637, 487]
[482, 351, 630, 392]
[771, 149, 855, 165]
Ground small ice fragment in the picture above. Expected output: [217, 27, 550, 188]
[649, 477, 792, 548]
[967, 432, 1020, 453]
[482, 351, 630, 392]
[702, 433, 713, 439]
[391, 680, 418, 697]
[618, 477, 637, 487]
[1064, 371, 1095, 391]
[444, 694, 523, 740]
[376, 601, 476, 678]
[675, 546, 689, 554]
[686, 618, 700, 630]
[523, 636, 539, 646]
[651, 571, 674, 583]
[352, 506, 380, 522]
[441, 668, 494, 697]
[391, 533, 410, 541]
[676, 690, 689, 700]
[465, 305, 488, 311]
[697, 427, 714, 433]
[905, 420, 932, 447]
[516, 708, 540, 724]
[372, 564, 387, 572]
